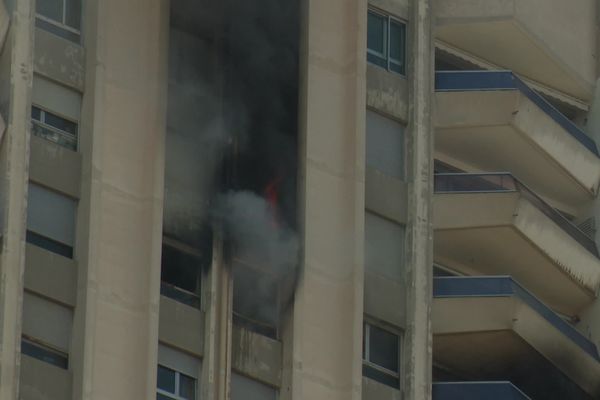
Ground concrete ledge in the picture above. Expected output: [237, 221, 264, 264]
[20, 354, 72, 400]
[158, 295, 204, 357]
[29, 135, 81, 198]
[231, 325, 282, 388]
[362, 376, 401, 400]
[367, 64, 408, 122]
[365, 167, 407, 224]
[364, 270, 406, 329]
[33, 27, 84, 91]
[24, 243, 76, 307]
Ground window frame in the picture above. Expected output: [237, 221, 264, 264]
[160, 235, 205, 310]
[362, 319, 402, 389]
[367, 7, 407, 76]
[31, 104, 79, 151]
[157, 364, 197, 400]
[21, 335, 69, 370]
[35, 0, 82, 42]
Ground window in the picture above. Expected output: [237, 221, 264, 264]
[21, 337, 68, 369]
[363, 322, 401, 389]
[21, 292, 72, 369]
[157, 344, 201, 400]
[157, 365, 196, 400]
[160, 238, 205, 309]
[232, 264, 279, 339]
[367, 9, 406, 75]
[31, 106, 78, 151]
[27, 183, 77, 258]
[231, 372, 277, 400]
[366, 110, 405, 179]
[36, 0, 82, 43]
[365, 212, 405, 282]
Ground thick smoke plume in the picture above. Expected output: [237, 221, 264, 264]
[212, 191, 299, 277]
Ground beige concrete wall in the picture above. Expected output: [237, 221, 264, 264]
[284, 0, 366, 399]
[70, 0, 169, 398]
[33, 28, 84, 92]
[365, 167, 407, 224]
[367, 66, 408, 123]
[29, 136, 81, 198]
[231, 326, 282, 388]
[158, 296, 204, 358]
[20, 355, 72, 400]
[24, 243, 76, 307]
[362, 377, 401, 400]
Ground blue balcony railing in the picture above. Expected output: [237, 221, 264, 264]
[435, 70, 599, 156]
[433, 276, 600, 362]
[433, 381, 531, 400]
[434, 173, 599, 257]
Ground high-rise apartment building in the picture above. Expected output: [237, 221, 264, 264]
[0, 0, 599, 399]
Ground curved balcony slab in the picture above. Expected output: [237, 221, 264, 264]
[434, 0, 596, 101]
[433, 276, 600, 398]
[433, 382, 531, 400]
[435, 71, 600, 214]
[434, 173, 600, 316]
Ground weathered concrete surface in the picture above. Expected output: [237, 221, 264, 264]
[231, 326, 282, 388]
[20, 355, 72, 400]
[69, 0, 169, 398]
[283, 0, 366, 399]
[404, 0, 434, 399]
[33, 28, 84, 91]
[0, 1, 33, 399]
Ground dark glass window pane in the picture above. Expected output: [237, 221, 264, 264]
[65, 0, 81, 30]
[26, 230, 73, 258]
[43, 111, 78, 135]
[36, 0, 63, 23]
[233, 266, 278, 339]
[21, 339, 68, 369]
[367, 12, 386, 56]
[161, 244, 201, 294]
[367, 53, 387, 69]
[31, 106, 42, 121]
[390, 20, 405, 74]
[368, 324, 399, 372]
[157, 365, 176, 393]
[389, 21, 405, 61]
[157, 394, 172, 400]
[179, 373, 196, 399]
[363, 364, 400, 388]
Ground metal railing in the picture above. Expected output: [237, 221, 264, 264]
[434, 173, 599, 257]
[435, 70, 599, 156]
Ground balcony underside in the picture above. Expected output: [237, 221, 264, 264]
[434, 278, 600, 398]
[436, 90, 600, 214]
[434, 192, 600, 315]
[433, 382, 531, 400]
[435, 0, 595, 100]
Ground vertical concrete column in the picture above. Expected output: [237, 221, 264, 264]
[71, 0, 169, 398]
[404, 0, 434, 399]
[289, 0, 366, 399]
[202, 234, 233, 400]
[0, 0, 33, 399]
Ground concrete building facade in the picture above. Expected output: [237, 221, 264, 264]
[0, 0, 599, 400]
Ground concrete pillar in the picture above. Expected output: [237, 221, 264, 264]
[202, 234, 233, 400]
[70, 0, 168, 398]
[0, 0, 33, 399]
[288, 0, 366, 399]
[404, 0, 434, 399]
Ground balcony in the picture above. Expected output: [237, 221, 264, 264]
[433, 276, 600, 399]
[434, 0, 596, 101]
[435, 71, 600, 214]
[433, 382, 531, 400]
[434, 173, 600, 316]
